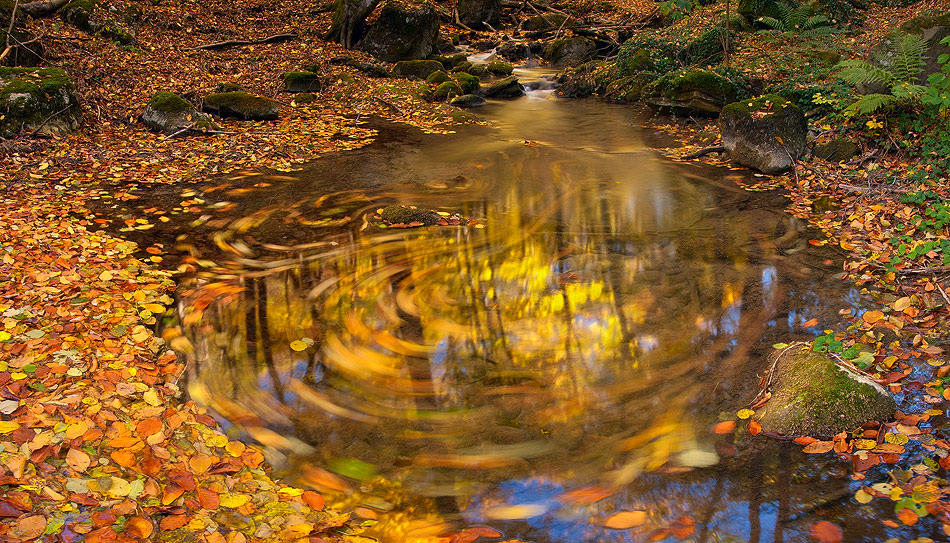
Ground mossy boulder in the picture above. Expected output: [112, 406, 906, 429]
[643, 69, 741, 116]
[498, 42, 531, 61]
[456, 0, 500, 29]
[140, 91, 218, 136]
[481, 76, 524, 98]
[555, 62, 610, 99]
[450, 94, 486, 108]
[61, 0, 135, 45]
[453, 72, 479, 94]
[754, 343, 896, 437]
[451, 60, 475, 74]
[615, 47, 654, 77]
[379, 205, 441, 225]
[430, 53, 468, 70]
[293, 92, 318, 104]
[720, 94, 806, 174]
[486, 60, 513, 76]
[683, 26, 733, 65]
[813, 138, 859, 162]
[282, 71, 321, 93]
[392, 59, 444, 80]
[544, 36, 596, 67]
[425, 70, 451, 85]
[202, 91, 279, 121]
[522, 14, 573, 32]
[359, 0, 439, 62]
[330, 56, 392, 78]
[215, 82, 245, 93]
[432, 81, 462, 101]
[0, 67, 81, 137]
[605, 72, 656, 103]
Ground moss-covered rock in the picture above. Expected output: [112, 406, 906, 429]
[754, 343, 896, 437]
[0, 67, 81, 137]
[544, 36, 596, 67]
[643, 69, 742, 116]
[481, 75, 524, 99]
[425, 70, 451, 85]
[282, 71, 321, 93]
[486, 60, 513, 76]
[430, 53, 468, 70]
[451, 60, 475, 74]
[293, 92, 318, 104]
[813, 138, 859, 162]
[555, 61, 610, 99]
[720, 94, 806, 174]
[615, 47, 654, 77]
[61, 0, 135, 45]
[469, 64, 489, 79]
[215, 82, 245, 93]
[140, 91, 218, 136]
[498, 42, 531, 62]
[359, 0, 439, 62]
[604, 73, 656, 103]
[330, 56, 392, 78]
[432, 81, 462, 101]
[450, 94, 486, 108]
[202, 91, 279, 121]
[453, 72, 479, 94]
[683, 26, 733, 65]
[392, 59, 444, 80]
[379, 205, 441, 225]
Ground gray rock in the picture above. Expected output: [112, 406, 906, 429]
[544, 36, 596, 67]
[202, 91, 279, 121]
[140, 91, 218, 136]
[813, 138, 859, 162]
[359, 0, 439, 62]
[0, 67, 81, 137]
[720, 94, 806, 174]
[498, 42, 531, 61]
[450, 94, 486, 107]
[456, 0, 500, 29]
[482, 75, 524, 98]
[754, 343, 896, 437]
[643, 69, 740, 116]
[392, 59, 445, 79]
[522, 14, 572, 32]
[282, 71, 321, 93]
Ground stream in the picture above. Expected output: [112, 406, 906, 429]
[138, 70, 940, 542]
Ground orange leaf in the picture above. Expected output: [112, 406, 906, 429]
[197, 487, 220, 510]
[881, 520, 899, 528]
[136, 418, 163, 437]
[107, 436, 141, 448]
[809, 520, 843, 543]
[802, 441, 834, 454]
[802, 318, 819, 328]
[671, 516, 694, 539]
[862, 310, 884, 324]
[604, 511, 648, 529]
[161, 484, 184, 506]
[748, 420, 762, 436]
[301, 490, 325, 511]
[110, 449, 137, 468]
[897, 508, 918, 526]
[710, 421, 736, 434]
[159, 514, 190, 531]
[168, 470, 196, 491]
[124, 516, 154, 539]
[793, 436, 818, 445]
[189, 453, 213, 475]
[464, 527, 502, 538]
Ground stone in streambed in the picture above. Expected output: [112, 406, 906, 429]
[202, 91, 279, 121]
[482, 76, 524, 99]
[719, 94, 806, 174]
[450, 94, 486, 107]
[140, 91, 218, 136]
[393, 59, 445, 80]
[754, 343, 896, 437]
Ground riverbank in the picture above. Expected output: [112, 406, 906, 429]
[2, 0, 950, 540]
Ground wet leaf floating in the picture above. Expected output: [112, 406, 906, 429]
[802, 441, 835, 454]
[290, 339, 309, 351]
[484, 504, 549, 520]
[809, 520, 843, 543]
[862, 310, 884, 324]
[711, 420, 736, 434]
[604, 511, 648, 529]
[748, 420, 762, 436]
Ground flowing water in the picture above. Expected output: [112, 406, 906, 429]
[158, 76, 929, 542]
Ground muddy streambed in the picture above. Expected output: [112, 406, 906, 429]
[100, 79, 938, 542]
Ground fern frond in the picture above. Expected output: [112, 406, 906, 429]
[803, 14, 828, 30]
[837, 60, 895, 87]
[890, 82, 927, 100]
[758, 16, 782, 30]
[891, 33, 927, 83]
[846, 93, 895, 115]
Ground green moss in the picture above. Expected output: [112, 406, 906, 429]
[432, 81, 462, 101]
[453, 72, 479, 94]
[203, 91, 279, 120]
[379, 205, 441, 225]
[392, 60, 445, 80]
[282, 71, 321, 92]
[215, 82, 244, 93]
[615, 47, 654, 77]
[430, 53, 467, 69]
[721, 94, 792, 115]
[146, 91, 192, 114]
[486, 60, 513, 76]
[425, 70, 451, 85]
[451, 61, 474, 74]
[0, 67, 79, 136]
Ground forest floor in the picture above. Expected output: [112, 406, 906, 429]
[2, 0, 950, 541]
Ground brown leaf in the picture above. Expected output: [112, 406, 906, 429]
[124, 516, 154, 539]
[14, 514, 47, 540]
[161, 484, 185, 506]
[168, 470, 196, 491]
[159, 513, 190, 531]
[710, 420, 736, 434]
[66, 448, 91, 473]
[197, 487, 220, 510]
[802, 441, 834, 454]
[301, 490, 324, 511]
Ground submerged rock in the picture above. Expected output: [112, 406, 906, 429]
[359, 0, 439, 62]
[754, 343, 896, 437]
[720, 94, 806, 174]
[0, 67, 81, 137]
[482, 76, 524, 99]
[202, 91, 279, 121]
[141, 91, 218, 136]
[450, 94, 486, 107]
[379, 205, 441, 226]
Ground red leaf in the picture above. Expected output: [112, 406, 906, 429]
[809, 521, 843, 543]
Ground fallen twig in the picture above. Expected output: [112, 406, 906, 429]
[28, 104, 73, 138]
[682, 145, 725, 159]
[188, 33, 297, 51]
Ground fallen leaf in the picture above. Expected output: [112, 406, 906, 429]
[802, 441, 834, 454]
[604, 510, 648, 529]
[710, 420, 736, 434]
[809, 520, 843, 543]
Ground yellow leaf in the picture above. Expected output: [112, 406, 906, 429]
[141, 303, 165, 313]
[290, 340, 308, 352]
[277, 487, 304, 496]
[604, 510, 648, 529]
[219, 494, 251, 508]
[736, 409, 754, 419]
[855, 488, 873, 504]
[0, 421, 22, 434]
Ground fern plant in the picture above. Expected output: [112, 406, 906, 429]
[758, 1, 830, 34]
[836, 32, 928, 116]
